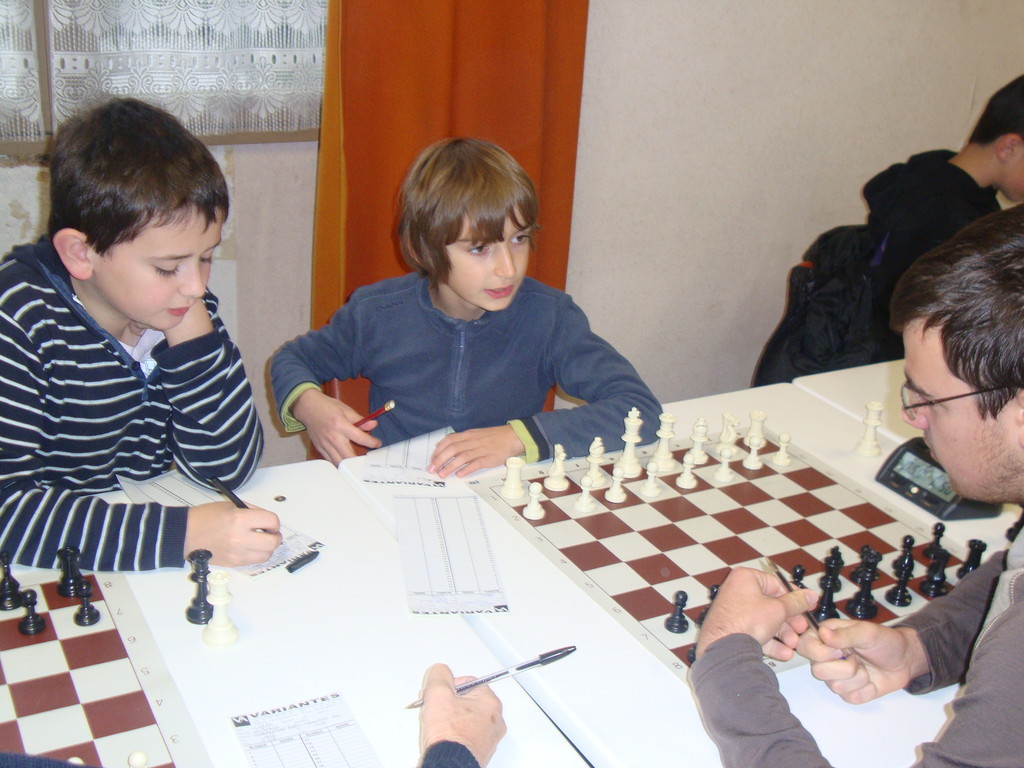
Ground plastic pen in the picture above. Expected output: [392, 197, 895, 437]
[404, 645, 576, 709]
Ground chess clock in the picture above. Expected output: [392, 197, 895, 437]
[875, 437, 1001, 520]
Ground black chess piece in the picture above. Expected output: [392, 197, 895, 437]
[664, 590, 689, 634]
[885, 554, 914, 607]
[0, 551, 22, 611]
[695, 584, 719, 627]
[891, 535, 915, 577]
[923, 522, 946, 561]
[1007, 506, 1024, 542]
[73, 579, 101, 627]
[819, 547, 844, 594]
[812, 579, 839, 623]
[791, 564, 807, 590]
[845, 549, 880, 619]
[920, 547, 951, 597]
[686, 645, 697, 665]
[957, 539, 987, 579]
[57, 545, 84, 599]
[849, 545, 873, 584]
[18, 588, 45, 635]
[186, 549, 214, 625]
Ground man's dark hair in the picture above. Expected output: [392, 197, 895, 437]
[969, 74, 1024, 145]
[890, 205, 1024, 417]
[48, 98, 228, 254]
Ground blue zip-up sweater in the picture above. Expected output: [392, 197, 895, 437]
[0, 238, 263, 571]
[270, 273, 660, 461]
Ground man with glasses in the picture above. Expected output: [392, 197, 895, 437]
[690, 204, 1024, 767]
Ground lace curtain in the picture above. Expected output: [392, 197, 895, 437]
[1, 0, 326, 146]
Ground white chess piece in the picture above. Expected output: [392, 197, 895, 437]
[544, 444, 569, 492]
[615, 407, 644, 478]
[605, 466, 627, 503]
[585, 437, 607, 488]
[638, 461, 661, 498]
[772, 432, 792, 466]
[500, 456, 526, 500]
[854, 401, 884, 457]
[574, 475, 597, 513]
[716, 412, 740, 456]
[742, 435, 764, 470]
[688, 419, 709, 465]
[745, 410, 766, 447]
[127, 751, 149, 768]
[675, 452, 697, 489]
[523, 482, 545, 520]
[713, 446, 735, 483]
[202, 571, 238, 646]
[653, 412, 679, 472]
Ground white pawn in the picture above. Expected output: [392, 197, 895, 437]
[574, 475, 597, 513]
[854, 401, 884, 457]
[742, 435, 764, 470]
[500, 456, 526, 500]
[127, 751, 148, 768]
[585, 437, 607, 489]
[523, 482, 545, 520]
[772, 432, 792, 466]
[544, 444, 569, 492]
[713, 446, 735, 483]
[688, 419, 709, 465]
[202, 571, 238, 647]
[605, 466, 627, 503]
[675, 452, 697, 489]
[745, 410, 766, 447]
[638, 461, 661, 498]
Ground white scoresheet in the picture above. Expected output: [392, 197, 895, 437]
[395, 495, 508, 614]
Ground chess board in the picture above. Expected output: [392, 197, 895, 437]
[471, 426, 965, 680]
[0, 571, 210, 767]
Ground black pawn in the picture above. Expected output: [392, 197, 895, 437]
[957, 539, 987, 579]
[186, 549, 214, 625]
[695, 584, 719, 627]
[57, 545, 84, 599]
[73, 580, 101, 627]
[819, 547, 844, 593]
[18, 589, 45, 635]
[892, 535, 915, 577]
[664, 590, 689, 634]
[845, 550, 880, 619]
[920, 547, 951, 597]
[791, 564, 807, 590]
[0, 552, 22, 611]
[923, 523, 945, 561]
[885, 555, 914, 607]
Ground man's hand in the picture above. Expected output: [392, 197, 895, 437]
[695, 566, 817, 661]
[184, 501, 282, 566]
[428, 426, 524, 478]
[418, 664, 506, 768]
[291, 389, 383, 464]
[799, 620, 928, 704]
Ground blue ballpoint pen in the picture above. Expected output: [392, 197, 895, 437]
[405, 645, 576, 709]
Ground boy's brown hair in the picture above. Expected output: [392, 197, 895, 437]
[398, 138, 538, 288]
[48, 98, 228, 255]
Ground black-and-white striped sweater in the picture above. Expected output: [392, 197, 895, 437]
[0, 238, 263, 571]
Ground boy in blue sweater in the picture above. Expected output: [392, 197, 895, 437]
[0, 98, 281, 571]
[271, 138, 659, 477]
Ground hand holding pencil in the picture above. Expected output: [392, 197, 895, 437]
[289, 389, 389, 464]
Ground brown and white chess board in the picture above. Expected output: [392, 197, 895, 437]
[471, 425, 965, 680]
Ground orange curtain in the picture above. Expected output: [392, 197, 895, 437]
[312, 0, 590, 330]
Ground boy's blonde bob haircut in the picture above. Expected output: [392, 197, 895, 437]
[399, 138, 539, 288]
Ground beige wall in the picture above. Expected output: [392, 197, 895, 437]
[3, 1, 1024, 467]
[568, 0, 1024, 406]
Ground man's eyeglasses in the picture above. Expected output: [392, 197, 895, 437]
[900, 381, 1004, 420]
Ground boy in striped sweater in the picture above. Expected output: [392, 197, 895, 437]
[0, 98, 281, 571]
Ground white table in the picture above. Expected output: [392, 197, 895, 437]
[118, 460, 586, 768]
[340, 381, 1010, 768]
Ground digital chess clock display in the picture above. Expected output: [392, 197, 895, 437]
[876, 437, 1001, 520]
